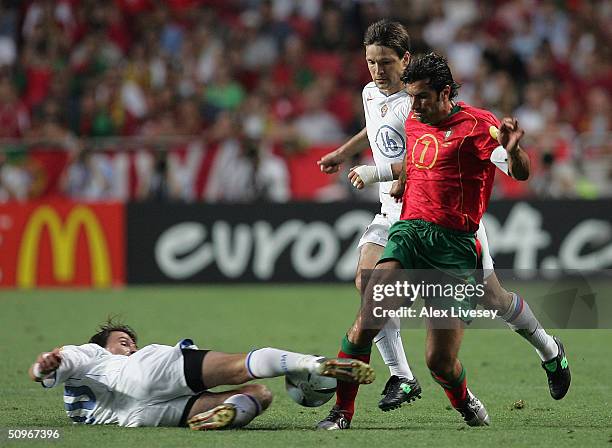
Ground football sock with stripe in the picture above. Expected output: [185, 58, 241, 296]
[245, 348, 319, 378]
[431, 364, 467, 409]
[374, 318, 414, 379]
[335, 335, 371, 420]
[501, 293, 558, 361]
[224, 394, 261, 428]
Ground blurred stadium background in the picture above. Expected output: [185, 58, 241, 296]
[0, 0, 612, 287]
[0, 0, 610, 204]
[0, 0, 610, 287]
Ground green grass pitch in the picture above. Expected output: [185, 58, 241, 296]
[1, 286, 610, 447]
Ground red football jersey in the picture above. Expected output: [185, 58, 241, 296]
[400, 102, 501, 233]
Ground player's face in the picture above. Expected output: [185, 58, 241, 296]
[105, 331, 138, 356]
[407, 80, 451, 124]
[365, 45, 409, 95]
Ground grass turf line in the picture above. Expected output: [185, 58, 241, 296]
[1, 286, 610, 447]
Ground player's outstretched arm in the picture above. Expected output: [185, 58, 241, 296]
[29, 348, 62, 382]
[348, 161, 404, 189]
[317, 127, 369, 174]
[499, 117, 530, 181]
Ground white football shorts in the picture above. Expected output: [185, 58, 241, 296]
[358, 213, 395, 248]
[115, 344, 194, 427]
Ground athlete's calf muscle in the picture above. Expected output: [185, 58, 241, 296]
[479, 273, 513, 313]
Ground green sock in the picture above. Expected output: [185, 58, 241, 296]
[430, 364, 466, 389]
[341, 335, 372, 356]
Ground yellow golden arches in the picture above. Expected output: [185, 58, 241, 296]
[411, 133, 439, 169]
[17, 205, 111, 288]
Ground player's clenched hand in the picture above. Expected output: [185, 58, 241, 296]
[317, 150, 345, 174]
[498, 118, 525, 153]
[389, 180, 405, 202]
[348, 165, 382, 189]
[348, 166, 365, 189]
[36, 348, 62, 375]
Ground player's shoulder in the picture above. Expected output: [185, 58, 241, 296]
[362, 82, 378, 96]
[459, 103, 499, 126]
[456, 103, 500, 138]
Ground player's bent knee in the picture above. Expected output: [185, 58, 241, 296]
[239, 384, 273, 410]
[481, 288, 512, 313]
[255, 384, 273, 410]
[425, 351, 455, 377]
[355, 274, 362, 292]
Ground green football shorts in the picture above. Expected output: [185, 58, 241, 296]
[379, 219, 481, 322]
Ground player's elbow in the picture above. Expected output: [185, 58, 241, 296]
[512, 170, 530, 181]
[510, 161, 530, 181]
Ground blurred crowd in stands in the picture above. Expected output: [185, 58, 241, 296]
[0, 0, 610, 202]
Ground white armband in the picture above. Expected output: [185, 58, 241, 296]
[376, 163, 394, 182]
[490, 146, 510, 176]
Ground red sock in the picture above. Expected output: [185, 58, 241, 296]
[334, 350, 371, 419]
[431, 366, 467, 409]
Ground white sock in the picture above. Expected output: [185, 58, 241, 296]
[501, 293, 559, 361]
[224, 394, 261, 428]
[245, 348, 318, 378]
[373, 317, 414, 380]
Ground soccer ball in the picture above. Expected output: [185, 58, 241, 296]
[285, 371, 337, 407]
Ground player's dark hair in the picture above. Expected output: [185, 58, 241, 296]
[401, 52, 461, 100]
[89, 317, 138, 347]
[363, 19, 411, 58]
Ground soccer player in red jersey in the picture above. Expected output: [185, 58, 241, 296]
[331, 53, 570, 427]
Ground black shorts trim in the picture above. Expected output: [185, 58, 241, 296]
[179, 393, 203, 427]
[182, 349, 210, 393]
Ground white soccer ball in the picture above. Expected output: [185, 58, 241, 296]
[285, 371, 337, 407]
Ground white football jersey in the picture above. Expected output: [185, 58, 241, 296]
[41, 342, 194, 427]
[362, 82, 410, 220]
[42, 344, 128, 425]
[362, 82, 510, 221]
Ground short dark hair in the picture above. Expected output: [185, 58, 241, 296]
[401, 52, 461, 99]
[363, 19, 411, 58]
[89, 318, 138, 347]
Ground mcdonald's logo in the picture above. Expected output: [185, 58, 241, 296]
[16, 204, 120, 288]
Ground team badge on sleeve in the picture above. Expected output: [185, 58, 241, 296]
[489, 126, 499, 141]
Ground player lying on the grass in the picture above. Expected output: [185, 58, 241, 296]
[316, 20, 570, 430]
[323, 52, 569, 428]
[28, 319, 375, 430]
